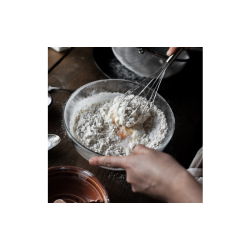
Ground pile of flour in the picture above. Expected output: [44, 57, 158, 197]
[108, 95, 152, 127]
[73, 93, 168, 156]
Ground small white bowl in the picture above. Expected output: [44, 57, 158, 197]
[48, 93, 52, 107]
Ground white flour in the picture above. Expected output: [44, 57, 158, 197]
[109, 95, 152, 127]
[73, 93, 168, 156]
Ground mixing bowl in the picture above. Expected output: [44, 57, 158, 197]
[63, 79, 175, 171]
[48, 166, 109, 203]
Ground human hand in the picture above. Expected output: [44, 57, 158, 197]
[167, 47, 190, 56]
[89, 145, 202, 203]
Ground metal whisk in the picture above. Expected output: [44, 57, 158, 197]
[117, 48, 184, 122]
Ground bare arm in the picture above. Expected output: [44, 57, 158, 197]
[90, 145, 202, 203]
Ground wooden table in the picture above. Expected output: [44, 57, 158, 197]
[48, 47, 203, 203]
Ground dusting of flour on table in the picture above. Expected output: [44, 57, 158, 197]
[73, 93, 168, 156]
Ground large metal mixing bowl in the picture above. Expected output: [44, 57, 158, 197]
[112, 47, 189, 78]
[63, 79, 175, 171]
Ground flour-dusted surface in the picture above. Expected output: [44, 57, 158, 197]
[73, 93, 168, 156]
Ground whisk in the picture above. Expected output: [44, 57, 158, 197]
[117, 48, 184, 122]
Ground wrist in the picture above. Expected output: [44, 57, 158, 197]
[168, 170, 202, 203]
[154, 159, 186, 202]
[160, 164, 187, 202]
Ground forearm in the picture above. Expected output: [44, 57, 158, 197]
[164, 170, 203, 203]
[141, 156, 203, 203]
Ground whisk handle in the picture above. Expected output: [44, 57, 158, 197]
[166, 47, 184, 65]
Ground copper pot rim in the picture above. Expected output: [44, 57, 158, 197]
[48, 166, 110, 203]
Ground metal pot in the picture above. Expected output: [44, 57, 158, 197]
[112, 47, 190, 79]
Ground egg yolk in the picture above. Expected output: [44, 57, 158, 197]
[111, 114, 133, 140]
[119, 126, 133, 140]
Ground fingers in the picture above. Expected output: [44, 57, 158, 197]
[167, 47, 179, 56]
[167, 47, 190, 56]
[89, 156, 128, 169]
[132, 144, 157, 155]
[132, 144, 149, 155]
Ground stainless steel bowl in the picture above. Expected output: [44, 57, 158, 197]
[112, 47, 189, 78]
[63, 79, 175, 171]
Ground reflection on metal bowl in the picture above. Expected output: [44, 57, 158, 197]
[112, 47, 190, 79]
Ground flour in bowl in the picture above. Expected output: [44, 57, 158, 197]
[73, 93, 168, 156]
[109, 94, 152, 127]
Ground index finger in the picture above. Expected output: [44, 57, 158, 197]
[89, 156, 128, 169]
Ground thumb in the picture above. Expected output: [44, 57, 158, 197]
[167, 47, 179, 56]
[167, 47, 190, 56]
[89, 156, 128, 169]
